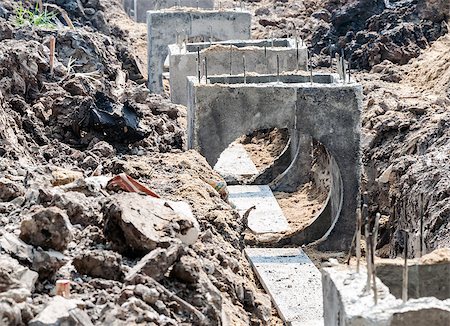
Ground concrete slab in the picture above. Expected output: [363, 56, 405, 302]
[228, 185, 289, 233]
[245, 247, 324, 325]
[147, 9, 251, 93]
[214, 143, 258, 181]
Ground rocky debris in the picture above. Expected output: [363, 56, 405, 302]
[133, 284, 160, 305]
[0, 177, 25, 202]
[171, 255, 201, 283]
[20, 207, 73, 251]
[50, 191, 102, 226]
[73, 250, 124, 281]
[51, 167, 84, 186]
[125, 244, 182, 282]
[28, 296, 93, 326]
[103, 193, 198, 255]
[0, 255, 38, 295]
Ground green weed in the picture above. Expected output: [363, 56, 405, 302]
[15, 3, 57, 29]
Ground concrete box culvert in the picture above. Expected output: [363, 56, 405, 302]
[168, 38, 308, 105]
[186, 73, 362, 250]
[147, 9, 252, 94]
[124, 0, 215, 22]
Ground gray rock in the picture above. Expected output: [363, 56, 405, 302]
[0, 232, 66, 279]
[0, 254, 38, 293]
[125, 244, 182, 281]
[171, 255, 202, 283]
[103, 193, 196, 254]
[28, 296, 93, 326]
[73, 250, 123, 281]
[0, 177, 24, 202]
[20, 206, 73, 251]
[133, 284, 160, 305]
[0, 298, 22, 325]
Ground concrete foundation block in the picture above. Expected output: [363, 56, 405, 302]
[147, 9, 251, 94]
[322, 265, 450, 326]
[168, 38, 307, 105]
[125, 0, 215, 22]
[187, 73, 362, 249]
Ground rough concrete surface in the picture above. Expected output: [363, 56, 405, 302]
[245, 247, 323, 325]
[214, 143, 258, 183]
[168, 38, 306, 105]
[228, 185, 289, 233]
[147, 9, 252, 93]
[187, 73, 362, 250]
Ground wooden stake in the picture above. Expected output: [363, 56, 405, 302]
[49, 35, 56, 76]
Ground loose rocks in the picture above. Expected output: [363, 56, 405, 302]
[20, 207, 73, 251]
[73, 250, 124, 281]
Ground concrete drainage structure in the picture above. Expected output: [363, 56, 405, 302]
[147, 9, 251, 93]
[168, 38, 307, 105]
[187, 73, 362, 250]
[322, 264, 450, 325]
[124, 0, 214, 22]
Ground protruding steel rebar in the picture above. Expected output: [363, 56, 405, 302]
[370, 233, 378, 304]
[276, 55, 280, 82]
[243, 55, 246, 84]
[419, 193, 424, 257]
[204, 57, 208, 83]
[356, 207, 362, 273]
[209, 26, 212, 45]
[402, 230, 409, 302]
[197, 47, 201, 83]
[229, 45, 233, 75]
[309, 50, 313, 84]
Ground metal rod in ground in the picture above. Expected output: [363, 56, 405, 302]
[229, 45, 233, 75]
[49, 36, 56, 76]
[369, 233, 378, 304]
[204, 57, 208, 83]
[197, 47, 201, 83]
[209, 26, 212, 45]
[197, 0, 199, 9]
[276, 55, 280, 82]
[329, 40, 333, 69]
[309, 51, 313, 84]
[356, 207, 362, 273]
[346, 231, 357, 266]
[348, 54, 352, 82]
[365, 220, 372, 292]
[243, 55, 246, 84]
[373, 212, 380, 251]
[295, 35, 299, 70]
[420, 193, 424, 257]
[402, 230, 409, 302]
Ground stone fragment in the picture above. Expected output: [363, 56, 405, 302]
[0, 254, 38, 293]
[171, 255, 202, 283]
[51, 191, 101, 226]
[0, 298, 22, 325]
[31, 249, 67, 279]
[28, 296, 93, 326]
[20, 206, 73, 251]
[73, 250, 123, 281]
[103, 193, 198, 254]
[125, 244, 181, 281]
[51, 167, 83, 186]
[0, 178, 24, 202]
[0, 232, 66, 279]
[133, 284, 160, 305]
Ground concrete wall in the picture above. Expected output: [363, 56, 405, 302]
[168, 38, 307, 105]
[322, 265, 450, 326]
[124, 0, 215, 22]
[186, 73, 361, 250]
[147, 10, 251, 94]
[376, 259, 450, 300]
